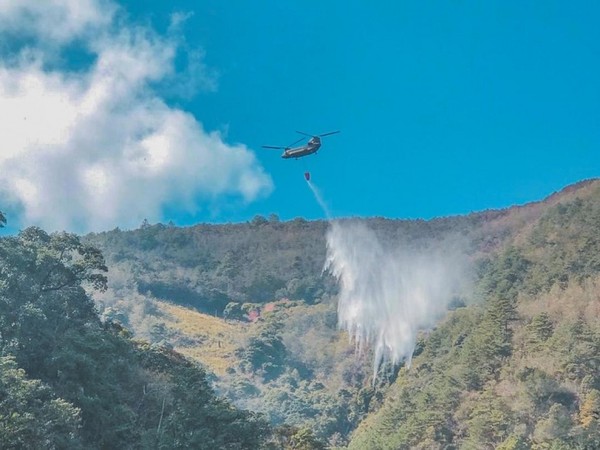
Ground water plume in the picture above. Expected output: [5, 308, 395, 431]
[325, 221, 465, 378]
[306, 180, 331, 219]
[306, 179, 465, 379]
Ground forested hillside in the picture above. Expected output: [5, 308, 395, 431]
[85, 180, 598, 319]
[0, 227, 273, 448]
[3, 179, 599, 449]
[82, 179, 600, 448]
[348, 180, 600, 449]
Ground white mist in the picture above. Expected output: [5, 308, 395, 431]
[324, 220, 464, 379]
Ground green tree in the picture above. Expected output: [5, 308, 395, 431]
[0, 227, 274, 449]
[496, 434, 530, 450]
[0, 356, 82, 449]
[460, 311, 513, 389]
[478, 247, 530, 300]
[532, 403, 572, 446]
[518, 368, 572, 413]
[289, 427, 326, 450]
[223, 302, 244, 320]
[138, 347, 271, 449]
[251, 215, 268, 226]
[0, 228, 107, 379]
[527, 313, 554, 343]
[237, 320, 288, 380]
[464, 384, 513, 449]
[552, 319, 600, 383]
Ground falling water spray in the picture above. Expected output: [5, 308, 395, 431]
[307, 179, 466, 379]
[325, 222, 464, 378]
[306, 180, 332, 219]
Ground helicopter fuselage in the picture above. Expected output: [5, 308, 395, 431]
[281, 137, 321, 159]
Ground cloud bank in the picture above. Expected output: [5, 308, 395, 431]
[0, 0, 272, 232]
[325, 221, 466, 378]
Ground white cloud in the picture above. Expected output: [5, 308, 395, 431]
[169, 11, 195, 31]
[0, 0, 115, 44]
[0, 0, 272, 232]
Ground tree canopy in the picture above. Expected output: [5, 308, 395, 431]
[0, 227, 273, 448]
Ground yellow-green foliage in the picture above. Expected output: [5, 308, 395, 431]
[157, 302, 248, 376]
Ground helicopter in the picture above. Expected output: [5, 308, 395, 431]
[262, 130, 340, 159]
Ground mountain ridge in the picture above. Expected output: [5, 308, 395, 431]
[82, 177, 600, 448]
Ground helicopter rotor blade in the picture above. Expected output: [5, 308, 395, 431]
[262, 145, 286, 150]
[318, 130, 340, 137]
[287, 136, 306, 147]
[296, 130, 340, 138]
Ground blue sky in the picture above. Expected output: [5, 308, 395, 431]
[126, 0, 600, 220]
[1, 1, 599, 232]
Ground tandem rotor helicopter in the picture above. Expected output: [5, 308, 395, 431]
[262, 130, 340, 181]
[262, 130, 340, 159]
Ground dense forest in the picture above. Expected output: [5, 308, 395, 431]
[0, 225, 291, 448]
[2, 179, 600, 448]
